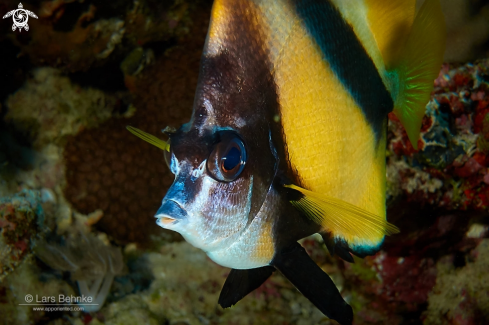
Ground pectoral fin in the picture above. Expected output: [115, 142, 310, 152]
[272, 242, 353, 325]
[218, 266, 275, 308]
[284, 184, 399, 257]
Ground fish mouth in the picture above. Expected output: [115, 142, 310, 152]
[157, 216, 177, 226]
[155, 199, 187, 227]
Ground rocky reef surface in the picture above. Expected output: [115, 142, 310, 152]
[0, 1, 488, 325]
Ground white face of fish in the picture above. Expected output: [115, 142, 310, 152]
[155, 158, 253, 253]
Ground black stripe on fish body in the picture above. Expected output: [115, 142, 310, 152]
[189, 0, 286, 224]
[294, 0, 394, 141]
[271, 180, 322, 249]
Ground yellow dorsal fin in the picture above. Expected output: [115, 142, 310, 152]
[284, 184, 399, 246]
[389, 0, 446, 148]
[365, 0, 416, 69]
[126, 126, 170, 152]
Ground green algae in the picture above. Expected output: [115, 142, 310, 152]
[350, 258, 379, 282]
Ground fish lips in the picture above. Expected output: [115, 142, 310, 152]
[155, 199, 188, 228]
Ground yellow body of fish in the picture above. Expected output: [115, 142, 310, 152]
[206, 0, 444, 253]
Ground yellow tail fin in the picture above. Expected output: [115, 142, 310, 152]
[390, 0, 446, 148]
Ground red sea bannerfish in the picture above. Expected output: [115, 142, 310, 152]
[128, 0, 445, 323]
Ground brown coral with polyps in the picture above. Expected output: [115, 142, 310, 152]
[63, 10, 210, 244]
[64, 125, 172, 244]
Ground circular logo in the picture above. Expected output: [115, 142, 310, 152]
[25, 294, 33, 303]
[13, 10, 28, 27]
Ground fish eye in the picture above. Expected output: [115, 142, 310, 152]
[207, 133, 247, 182]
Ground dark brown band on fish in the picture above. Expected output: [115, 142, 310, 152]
[293, 0, 393, 141]
[190, 0, 284, 224]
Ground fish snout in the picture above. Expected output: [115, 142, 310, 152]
[155, 200, 188, 228]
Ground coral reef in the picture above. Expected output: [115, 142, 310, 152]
[0, 255, 77, 325]
[387, 60, 489, 210]
[0, 190, 44, 282]
[36, 232, 124, 312]
[63, 7, 211, 244]
[424, 239, 489, 325]
[0, 66, 126, 239]
[91, 241, 330, 325]
[4, 67, 122, 149]
[341, 60, 489, 324]
[5, 0, 202, 72]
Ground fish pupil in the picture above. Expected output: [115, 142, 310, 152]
[207, 132, 246, 182]
[222, 147, 241, 171]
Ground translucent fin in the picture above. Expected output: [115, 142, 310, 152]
[365, 0, 416, 69]
[284, 184, 399, 245]
[391, 0, 446, 149]
[126, 126, 170, 152]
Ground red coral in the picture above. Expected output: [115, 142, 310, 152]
[455, 157, 484, 178]
[388, 112, 430, 156]
[473, 101, 489, 133]
[0, 192, 41, 278]
[451, 73, 473, 91]
[376, 255, 437, 306]
[421, 115, 434, 132]
[472, 152, 487, 167]
[463, 184, 489, 209]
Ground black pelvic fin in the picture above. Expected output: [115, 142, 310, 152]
[335, 245, 355, 263]
[322, 233, 336, 255]
[272, 242, 353, 325]
[218, 266, 275, 308]
[321, 233, 354, 263]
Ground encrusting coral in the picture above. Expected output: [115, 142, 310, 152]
[4, 67, 122, 149]
[387, 59, 489, 210]
[6, 0, 199, 72]
[36, 232, 124, 312]
[89, 241, 329, 325]
[0, 254, 77, 325]
[0, 190, 44, 282]
[423, 239, 489, 324]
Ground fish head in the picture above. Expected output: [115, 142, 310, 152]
[153, 0, 291, 253]
[155, 126, 252, 251]
[155, 48, 281, 252]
